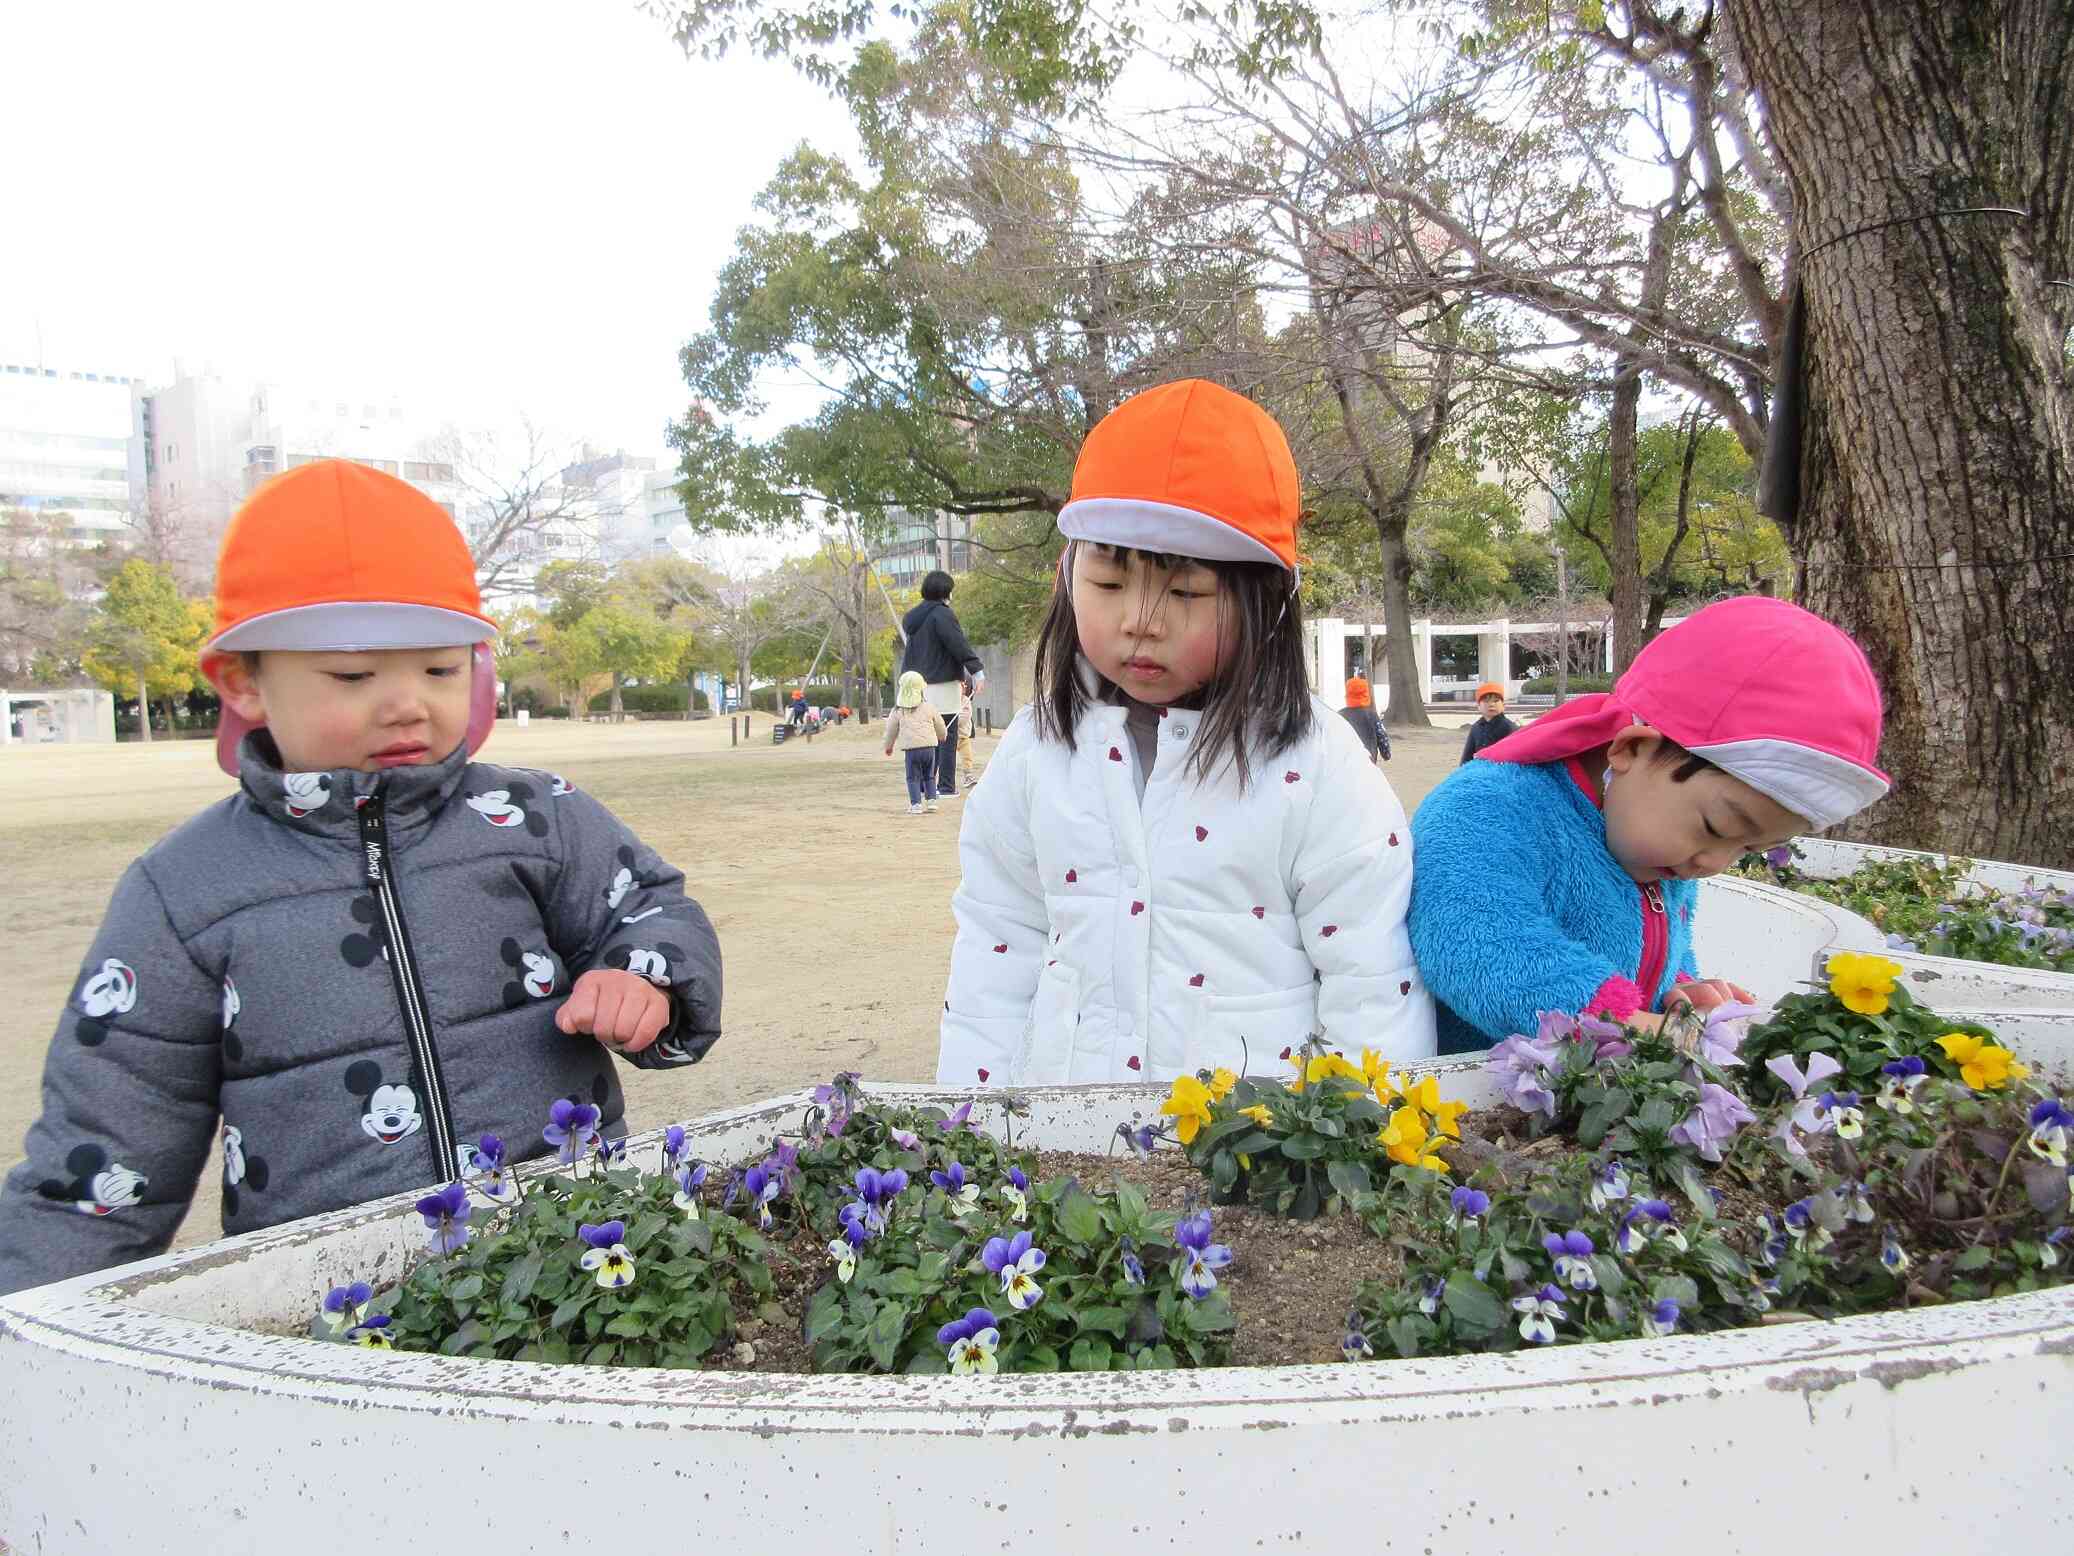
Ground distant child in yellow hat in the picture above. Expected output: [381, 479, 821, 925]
[0, 460, 723, 1296]
[1460, 681, 1518, 765]
[938, 380, 1435, 1089]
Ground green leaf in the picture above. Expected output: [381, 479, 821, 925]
[1278, 1132, 1330, 1160]
[805, 1284, 846, 1343]
[1325, 1159, 1373, 1200]
[550, 1291, 592, 1328]
[1673, 1160, 1717, 1220]
[500, 1250, 545, 1308]
[1068, 1336, 1113, 1371]
[1575, 1088, 1633, 1148]
[604, 1313, 650, 1338]
[438, 1320, 486, 1356]
[1954, 1246, 1992, 1272]
[865, 1303, 906, 1371]
[1443, 1271, 1506, 1336]
[446, 1274, 485, 1304]
[1056, 1189, 1106, 1244]
[1076, 1305, 1128, 1338]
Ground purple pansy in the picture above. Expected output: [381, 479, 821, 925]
[543, 1098, 602, 1165]
[1641, 1297, 1681, 1337]
[1878, 1055, 1929, 1113]
[2028, 1099, 2074, 1166]
[577, 1219, 636, 1287]
[1588, 1159, 1631, 1211]
[742, 1163, 781, 1230]
[1696, 1002, 1759, 1067]
[1543, 1229, 1597, 1290]
[662, 1125, 687, 1170]
[1448, 1186, 1491, 1225]
[1486, 1034, 1561, 1119]
[1173, 1209, 1233, 1299]
[939, 1100, 974, 1133]
[1000, 1164, 1031, 1222]
[937, 1307, 1001, 1374]
[1119, 1237, 1146, 1285]
[672, 1160, 709, 1217]
[462, 1134, 517, 1203]
[931, 1160, 981, 1212]
[415, 1180, 472, 1254]
[981, 1230, 1047, 1309]
[319, 1280, 374, 1335]
[1118, 1123, 1159, 1159]
[1511, 1284, 1565, 1344]
[1668, 1082, 1756, 1162]
[1616, 1199, 1684, 1255]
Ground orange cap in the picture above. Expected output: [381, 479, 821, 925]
[1059, 380, 1301, 570]
[207, 460, 496, 652]
[1344, 676, 1372, 708]
[1475, 682, 1506, 701]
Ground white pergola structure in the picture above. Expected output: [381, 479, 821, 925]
[1305, 615, 1688, 710]
[0, 688, 116, 746]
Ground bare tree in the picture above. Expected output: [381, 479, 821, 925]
[691, 546, 811, 713]
[423, 420, 629, 602]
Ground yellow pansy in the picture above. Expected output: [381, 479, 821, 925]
[1395, 1075, 1469, 1139]
[1206, 1067, 1239, 1102]
[1937, 1032, 2030, 1091]
[1378, 1105, 1446, 1172]
[1290, 1051, 1362, 1093]
[1160, 1074, 1216, 1145]
[1357, 1049, 1393, 1094]
[1239, 1103, 1275, 1127]
[1827, 951, 1903, 1016]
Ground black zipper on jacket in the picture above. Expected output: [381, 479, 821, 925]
[358, 793, 458, 1182]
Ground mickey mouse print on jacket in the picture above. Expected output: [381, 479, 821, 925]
[939, 696, 1435, 1087]
[0, 736, 722, 1296]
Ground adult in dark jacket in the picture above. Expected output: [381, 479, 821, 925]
[900, 570, 985, 796]
[1338, 675, 1390, 762]
[1459, 681, 1520, 764]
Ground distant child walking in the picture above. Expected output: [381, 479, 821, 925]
[1410, 596, 1890, 1052]
[938, 380, 1435, 1087]
[0, 460, 723, 1296]
[886, 670, 949, 814]
[1458, 681, 1517, 764]
[957, 677, 978, 787]
[1339, 675, 1390, 763]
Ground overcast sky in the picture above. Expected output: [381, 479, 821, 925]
[0, 1, 858, 459]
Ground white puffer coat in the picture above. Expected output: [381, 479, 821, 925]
[938, 696, 1436, 1086]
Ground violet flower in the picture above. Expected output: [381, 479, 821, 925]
[1763, 844, 1793, 869]
[415, 1180, 472, 1254]
[1119, 1237, 1146, 1285]
[672, 1160, 709, 1218]
[1575, 1010, 1631, 1062]
[937, 1307, 1000, 1374]
[931, 1160, 981, 1214]
[1000, 1164, 1030, 1223]
[1781, 1197, 1832, 1251]
[1588, 1159, 1631, 1212]
[318, 1281, 374, 1335]
[462, 1134, 517, 1203]
[1615, 1200, 1684, 1255]
[1880, 1233, 1911, 1274]
[1543, 1230, 1597, 1290]
[1511, 1284, 1565, 1344]
[542, 1098, 601, 1165]
[1173, 1209, 1233, 1299]
[1815, 1090, 1866, 1140]
[348, 1312, 394, 1348]
[742, 1163, 781, 1230]
[577, 1220, 636, 1287]
[939, 1100, 974, 1133]
[1449, 1186, 1491, 1226]
[1641, 1297, 1681, 1338]
[1417, 1273, 1445, 1316]
[891, 1129, 922, 1153]
[662, 1125, 686, 1171]
[1341, 1325, 1374, 1361]
[981, 1230, 1047, 1309]
[1117, 1123, 1159, 1159]
[1878, 1055, 1928, 1113]
[1766, 1051, 1843, 1158]
[1667, 1082, 1756, 1163]
[1485, 1034, 1561, 1120]
[2028, 1099, 2074, 1166]
[1696, 1002, 1760, 1067]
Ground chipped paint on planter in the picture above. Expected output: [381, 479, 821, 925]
[6, 898, 2074, 1551]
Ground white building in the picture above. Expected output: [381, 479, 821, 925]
[0, 363, 144, 546]
[878, 507, 972, 586]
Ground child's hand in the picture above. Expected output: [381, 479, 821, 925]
[883, 746, 894, 756]
[555, 969, 671, 1054]
[1665, 978, 1756, 1012]
[1622, 1011, 1666, 1036]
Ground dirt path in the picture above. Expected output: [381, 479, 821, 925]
[0, 710, 1472, 1250]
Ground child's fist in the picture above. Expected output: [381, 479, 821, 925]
[1665, 977, 1756, 1012]
[555, 969, 671, 1054]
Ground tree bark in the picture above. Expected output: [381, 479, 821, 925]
[1605, 364, 1646, 673]
[136, 673, 153, 744]
[1727, 0, 2074, 867]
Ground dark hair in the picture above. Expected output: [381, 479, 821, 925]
[920, 570, 955, 602]
[1651, 736, 1718, 783]
[1031, 542, 1312, 791]
[240, 651, 263, 673]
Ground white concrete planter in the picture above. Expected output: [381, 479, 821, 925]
[1788, 835, 2074, 900]
[9, 1050, 2074, 1553]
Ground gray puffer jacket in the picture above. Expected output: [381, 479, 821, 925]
[0, 737, 721, 1296]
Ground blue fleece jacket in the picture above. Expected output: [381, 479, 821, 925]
[1408, 758, 1698, 1053]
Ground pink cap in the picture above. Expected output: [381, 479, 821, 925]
[213, 644, 500, 777]
[1480, 596, 1889, 829]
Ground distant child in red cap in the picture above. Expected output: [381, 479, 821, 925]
[0, 460, 722, 1295]
[1410, 596, 1890, 1052]
[1459, 681, 1517, 764]
[938, 380, 1435, 1087]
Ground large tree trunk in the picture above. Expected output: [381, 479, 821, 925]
[1728, 0, 2074, 867]
[136, 674, 153, 744]
[1373, 514, 1426, 728]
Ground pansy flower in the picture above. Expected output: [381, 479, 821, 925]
[1512, 1284, 1565, 1344]
[742, 1164, 781, 1231]
[1588, 1159, 1631, 1212]
[2027, 1099, 2074, 1166]
[1640, 1297, 1681, 1338]
[661, 1124, 687, 1172]
[1781, 1198, 1832, 1252]
[1417, 1273, 1445, 1317]
[1543, 1230, 1597, 1290]
[1398, 1074, 1469, 1140]
[1826, 951, 1902, 1016]
[1341, 1324, 1374, 1362]
[1486, 1033, 1561, 1119]
[890, 1129, 922, 1154]
[1814, 1090, 1865, 1140]
[1205, 1067, 1239, 1102]
[1238, 1103, 1275, 1128]
[1119, 1236, 1146, 1286]
[1752, 1213, 1788, 1268]
[591, 1133, 627, 1171]
[672, 1160, 709, 1218]
[1839, 1180, 1875, 1224]
[982, 1230, 1047, 1310]
[930, 1160, 982, 1215]
[318, 1280, 374, 1337]
[1448, 1186, 1491, 1228]
[1000, 1165, 1030, 1223]
[1160, 1075, 1216, 1145]
[938, 1100, 975, 1133]
[2040, 1227, 2071, 1269]
[1173, 1209, 1233, 1299]
[828, 1237, 857, 1284]
[1937, 1032, 2029, 1092]
[348, 1312, 395, 1348]
[1878, 1055, 1928, 1113]
[1378, 1105, 1446, 1172]
[415, 1180, 472, 1254]
[461, 1133, 517, 1204]
[577, 1220, 636, 1288]
[1764, 1052, 1842, 1158]
[1116, 1123, 1159, 1160]
[1693, 1001, 1758, 1067]
[542, 1098, 602, 1165]
[937, 1307, 1000, 1374]
[1880, 1233, 1911, 1275]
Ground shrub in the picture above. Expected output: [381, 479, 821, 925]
[1519, 672, 1616, 696]
[585, 684, 710, 715]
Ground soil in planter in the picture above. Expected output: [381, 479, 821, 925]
[709, 1148, 1402, 1374]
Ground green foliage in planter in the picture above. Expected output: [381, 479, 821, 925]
[804, 1168, 1233, 1374]
[378, 1160, 774, 1367]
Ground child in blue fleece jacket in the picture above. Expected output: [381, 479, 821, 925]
[1409, 597, 1891, 1053]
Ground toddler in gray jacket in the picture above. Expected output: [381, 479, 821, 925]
[0, 460, 723, 1295]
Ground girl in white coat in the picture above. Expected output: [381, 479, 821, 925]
[937, 380, 1436, 1087]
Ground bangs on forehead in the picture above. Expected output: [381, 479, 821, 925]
[1081, 542, 1217, 575]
